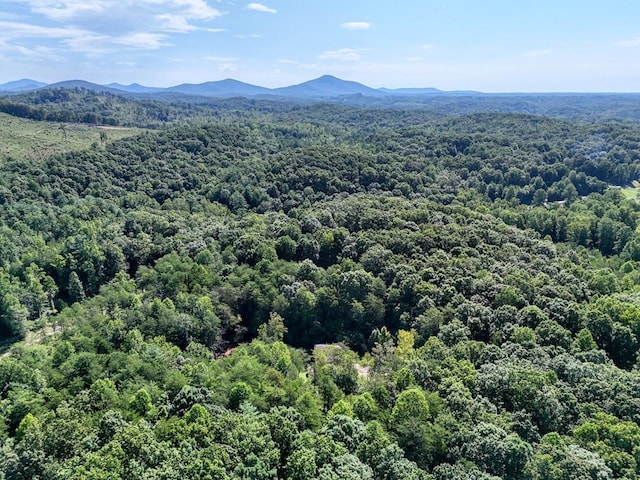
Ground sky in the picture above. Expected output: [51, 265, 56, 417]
[1, 0, 640, 92]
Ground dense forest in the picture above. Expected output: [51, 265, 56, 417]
[2, 89, 640, 479]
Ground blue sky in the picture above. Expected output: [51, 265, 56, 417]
[1, 0, 639, 91]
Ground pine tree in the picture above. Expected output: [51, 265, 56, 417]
[67, 271, 85, 304]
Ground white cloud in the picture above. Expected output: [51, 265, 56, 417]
[0, 20, 86, 40]
[341, 22, 372, 31]
[113, 33, 170, 49]
[171, 0, 223, 20]
[0, 19, 173, 55]
[318, 48, 361, 62]
[421, 44, 434, 50]
[616, 36, 640, 47]
[246, 3, 276, 13]
[205, 55, 237, 62]
[24, 0, 222, 22]
[234, 33, 262, 38]
[0, 0, 229, 61]
[156, 14, 198, 32]
[29, 0, 111, 21]
[4, 0, 224, 52]
[204, 55, 239, 71]
[2, 42, 58, 60]
[278, 58, 298, 64]
[523, 49, 552, 57]
[218, 63, 237, 72]
[62, 33, 112, 54]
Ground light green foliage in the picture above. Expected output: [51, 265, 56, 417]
[328, 399, 353, 418]
[574, 413, 640, 478]
[511, 326, 537, 345]
[15, 412, 39, 442]
[258, 311, 288, 343]
[395, 330, 415, 361]
[285, 447, 317, 480]
[352, 392, 379, 423]
[391, 388, 430, 424]
[573, 328, 598, 352]
[129, 389, 153, 417]
[89, 378, 119, 411]
[295, 391, 324, 431]
[0, 112, 139, 161]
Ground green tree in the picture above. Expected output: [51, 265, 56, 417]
[129, 389, 153, 417]
[391, 388, 430, 424]
[0, 293, 27, 339]
[67, 271, 85, 304]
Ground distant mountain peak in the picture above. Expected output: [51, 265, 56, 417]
[0, 78, 48, 92]
[106, 82, 164, 93]
[166, 79, 271, 97]
[316, 74, 341, 81]
[272, 75, 382, 98]
[45, 80, 123, 93]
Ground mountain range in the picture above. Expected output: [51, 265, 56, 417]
[0, 75, 472, 99]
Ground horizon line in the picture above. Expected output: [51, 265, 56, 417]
[2, 75, 640, 95]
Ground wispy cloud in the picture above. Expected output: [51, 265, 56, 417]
[0, 18, 173, 55]
[421, 44, 434, 50]
[2, 42, 58, 60]
[318, 48, 361, 62]
[27, 0, 222, 22]
[62, 33, 113, 55]
[234, 33, 262, 39]
[246, 3, 276, 13]
[3, 0, 223, 56]
[156, 14, 226, 33]
[205, 56, 237, 63]
[523, 49, 552, 57]
[205, 55, 238, 72]
[616, 36, 640, 47]
[29, 0, 111, 21]
[0, 20, 86, 40]
[157, 13, 199, 32]
[278, 58, 298, 64]
[341, 22, 372, 31]
[114, 33, 170, 49]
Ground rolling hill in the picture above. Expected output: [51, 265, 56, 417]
[0, 78, 47, 92]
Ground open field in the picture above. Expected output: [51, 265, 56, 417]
[621, 180, 640, 201]
[0, 112, 140, 161]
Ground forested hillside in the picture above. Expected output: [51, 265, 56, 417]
[2, 93, 640, 479]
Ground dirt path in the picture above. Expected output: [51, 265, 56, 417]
[355, 363, 370, 378]
[0, 325, 59, 358]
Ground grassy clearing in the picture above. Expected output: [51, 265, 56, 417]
[620, 180, 640, 201]
[0, 112, 140, 162]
